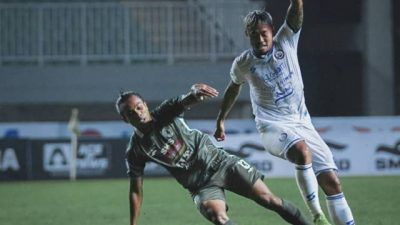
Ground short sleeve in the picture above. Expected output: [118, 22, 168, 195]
[125, 142, 147, 178]
[230, 56, 247, 85]
[275, 21, 301, 51]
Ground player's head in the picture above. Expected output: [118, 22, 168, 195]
[115, 91, 151, 127]
[244, 10, 274, 56]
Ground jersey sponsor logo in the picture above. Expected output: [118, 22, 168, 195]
[274, 50, 285, 60]
[263, 62, 286, 82]
[252, 61, 291, 83]
[274, 87, 294, 104]
[0, 148, 20, 171]
[257, 62, 296, 104]
[145, 126, 194, 169]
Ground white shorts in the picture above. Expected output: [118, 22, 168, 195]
[259, 122, 337, 175]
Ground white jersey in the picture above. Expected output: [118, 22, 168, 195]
[231, 22, 311, 131]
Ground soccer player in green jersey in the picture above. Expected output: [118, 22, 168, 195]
[116, 83, 311, 225]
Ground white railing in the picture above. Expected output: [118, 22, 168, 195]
[189, 0, 259, 52]
[0, 1, 258, 66]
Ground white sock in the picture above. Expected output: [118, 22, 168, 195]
[326, 193, 355, 225]
[295, 164, 323, 217]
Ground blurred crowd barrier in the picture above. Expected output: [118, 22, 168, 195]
[1, 117, 399, 181]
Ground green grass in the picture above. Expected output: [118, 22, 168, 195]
[0, 176, 399, 225]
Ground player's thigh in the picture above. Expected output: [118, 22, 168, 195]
[193, 186, 228, 218]
[302, 124, 338, 175]
[225, 158, 265, 198]
[259, 123, 303, 159]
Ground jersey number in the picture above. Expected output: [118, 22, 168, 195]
[238, 159, 254, 173]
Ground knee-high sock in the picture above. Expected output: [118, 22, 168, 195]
[223, 220, 236, 225]
[295, 164, 323, 217]
[326, 193, 355, 225]
[278, 199, 311, 225]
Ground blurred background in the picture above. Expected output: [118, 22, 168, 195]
[0, 1, 399, 225]
[0, 0, 399, 181]
[0, 0, 398, 121]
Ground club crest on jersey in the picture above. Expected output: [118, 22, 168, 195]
[161, 127, 174, 138]
[279, 133, 288, 142]
[274, 50, 285, 60]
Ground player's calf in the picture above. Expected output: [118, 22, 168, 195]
[274, 199, 312, 225]
[248, 179, 310, 224]
[258, 194, 311, 225]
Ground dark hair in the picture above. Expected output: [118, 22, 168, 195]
[243, 10, 273, 34]
[115, 91, 143, 116]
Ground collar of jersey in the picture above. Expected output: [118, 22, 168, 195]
[134, 116, 157, 139]
[135, 128, 144, 138]
[252, 44, 274, 60]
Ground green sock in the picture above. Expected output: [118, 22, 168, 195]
[280, 199, 312, 225]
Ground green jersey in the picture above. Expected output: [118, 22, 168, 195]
[126, 96, 228, 191]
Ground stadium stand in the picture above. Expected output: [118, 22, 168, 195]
[0, 0, 398, 122]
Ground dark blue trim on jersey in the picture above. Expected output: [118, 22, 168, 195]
[283, 137, 303, 159]
[326, 193, 344, 200]
[346, 220, 355, 225]
[286, 138, 302, 151]
[315, 168, 337, 176]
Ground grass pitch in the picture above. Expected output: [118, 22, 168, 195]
[0, 176, 399, 225]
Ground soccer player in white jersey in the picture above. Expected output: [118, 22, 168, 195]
[214, 1, 355, 225]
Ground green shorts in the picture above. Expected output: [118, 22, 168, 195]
[191, 155, 264, 213]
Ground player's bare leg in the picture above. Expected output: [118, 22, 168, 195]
[287, 141, 331, 225]
[247, 179, 311, 225]
[199, 199, 235, 225]
[318, 171, 355, 225]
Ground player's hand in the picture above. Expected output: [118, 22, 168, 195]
[190, 83, 219, 101]
[214, 121, 226, 141]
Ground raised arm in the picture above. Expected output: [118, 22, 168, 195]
[181, 83, 219, 108]
[129, 177, 143, 225]
[286, 0, 304, 33]
[214, 81, 242, 141]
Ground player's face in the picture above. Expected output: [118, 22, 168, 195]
[248, 23, 273, 56]
[120, 95, 151, 127]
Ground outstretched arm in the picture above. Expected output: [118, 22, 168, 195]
[214, 81, 242, 141]
[129, 177, 143, 225]
[286, 0, 304, 33]
[181, 83, 219, 108]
